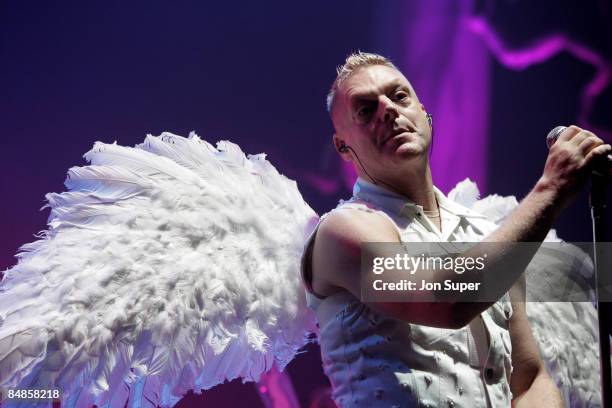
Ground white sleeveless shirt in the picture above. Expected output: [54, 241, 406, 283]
[300, 177, 514, 408]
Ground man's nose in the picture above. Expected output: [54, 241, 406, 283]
[378, 96, 399, 123]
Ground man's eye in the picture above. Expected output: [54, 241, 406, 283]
[357, 106, 373, 117]
[395, 92, 409, 101]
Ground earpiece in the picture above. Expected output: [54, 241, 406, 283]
[426, 113, 433, 127]
[338, 142, 349, 153]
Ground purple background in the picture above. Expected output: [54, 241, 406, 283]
[1, 1, 611, 407]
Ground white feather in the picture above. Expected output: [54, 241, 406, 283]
[1, 132, 317, 407]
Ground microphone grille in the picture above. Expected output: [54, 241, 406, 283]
[546, 126, 567, 149]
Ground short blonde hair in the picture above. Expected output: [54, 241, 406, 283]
[326, 51, 398, 115]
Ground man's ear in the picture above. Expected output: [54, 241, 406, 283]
[333, 133, 352, 161]
[333, 133, 343, 152]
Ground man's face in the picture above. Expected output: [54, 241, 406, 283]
[332, 64, 431, 171]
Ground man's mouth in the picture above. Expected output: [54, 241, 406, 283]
[382, 128, 414, 146]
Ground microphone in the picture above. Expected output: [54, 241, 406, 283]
[546, 126, 567, 149]
[546, 125, 611, 177]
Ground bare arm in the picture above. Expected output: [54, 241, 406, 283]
[312, 195, 552, 329]
[311, 126, 610, 328]
[508, 276, 564, 407]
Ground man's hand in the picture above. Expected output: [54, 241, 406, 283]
[539, 125, 611, 213]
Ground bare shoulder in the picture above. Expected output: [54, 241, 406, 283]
[310, 207, 469, 328]
[320, 207, 398, 240]
[310, 207, 400, 297]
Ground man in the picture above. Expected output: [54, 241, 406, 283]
[301, 52, 610, 407]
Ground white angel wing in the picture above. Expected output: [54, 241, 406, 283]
[0, 132, 318, 407]
[449, 178, 601, 408]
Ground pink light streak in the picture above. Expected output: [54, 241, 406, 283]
[467, 16, 612, 140]
[298, 14, 611, 198]
[255, 365, 300, 408]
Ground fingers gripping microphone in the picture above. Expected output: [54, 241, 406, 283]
[546, 128, 612, 406]
[546, 125, 611, 177]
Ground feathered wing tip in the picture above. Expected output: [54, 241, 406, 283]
[449, 178, 558, 240]
[453, 178, 600, 407]
[447, 178, 480, 208]
[0, 132, 318, 407]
